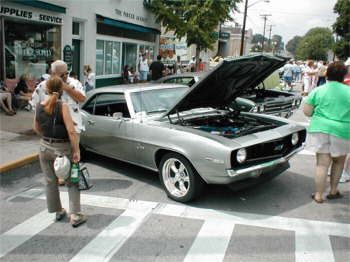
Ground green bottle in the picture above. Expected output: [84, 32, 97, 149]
[70, 163, 79, 183]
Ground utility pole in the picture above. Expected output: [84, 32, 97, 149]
[260, 14, 271, 53]
[267, 24, 275, 53]
[239, 0, 249, 56]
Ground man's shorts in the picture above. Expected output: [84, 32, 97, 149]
[306, 132, 350, 157]
[139, 71, 148, 81]
[283, 76, 293, 84]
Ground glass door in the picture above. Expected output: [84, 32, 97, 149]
[122, 43, 137, 71]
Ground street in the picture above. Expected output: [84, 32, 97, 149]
[1, 102, 349, 262]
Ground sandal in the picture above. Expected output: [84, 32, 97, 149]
[326, 191, 343, 200]
[55, 208, 67, 221]
[70, 214, 87, 228]
[311, 194, 324, 204]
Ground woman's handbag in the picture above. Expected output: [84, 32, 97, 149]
[78, 163, 93, 190]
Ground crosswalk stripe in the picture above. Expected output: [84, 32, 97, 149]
[69, 207, 154, 262]
[295, 232, 335, 262]
[17, 189, 350, 238]
[0, 210, 54, 258]
[153, 202, 350, 238]
[183, 220, 234, 262]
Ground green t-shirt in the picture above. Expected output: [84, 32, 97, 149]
[306, 81, 350, 140]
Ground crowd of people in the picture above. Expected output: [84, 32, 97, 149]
[281, 60, 329, 95]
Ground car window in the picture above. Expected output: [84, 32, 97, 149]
[130, 87, 188, 115]
[163, 78, 177, 84]
[177, 77, 194, 85]
[84, 93, 130, 118]
[82, 95, 98, 114]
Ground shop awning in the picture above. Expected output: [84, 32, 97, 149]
[96, 15, 160, 35]
[11, 0, 66, 13]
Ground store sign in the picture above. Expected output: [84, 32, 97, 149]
[22, 47, 54, 61]
[0, 5, 63, 25]
[115, 8, 148, 23]
[63, 45, 73, 69]
[160, 36, 188, 64]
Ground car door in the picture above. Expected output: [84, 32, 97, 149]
[81, 93, 135, 161]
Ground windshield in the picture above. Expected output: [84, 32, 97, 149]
[130, 87, 188, 114]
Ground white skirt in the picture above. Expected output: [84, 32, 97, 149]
[306, 132, 350, 157]
[304, 78, 311, 92]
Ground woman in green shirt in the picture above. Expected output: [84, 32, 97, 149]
[303, 61, 350, 203]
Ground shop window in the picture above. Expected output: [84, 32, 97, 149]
[72, 22, 80, 36]
[4, 19, 61, 79]
[96, 40, 121, 76]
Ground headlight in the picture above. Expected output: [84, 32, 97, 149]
[251, 106, 258, 113]
[259, 105, 265, 112]
[236, 148, 247, 163]
[291, 133, 299, 145]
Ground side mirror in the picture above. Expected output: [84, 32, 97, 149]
[112, 112, 123, 119]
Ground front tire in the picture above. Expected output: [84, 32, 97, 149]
[159, 153, 205, 202]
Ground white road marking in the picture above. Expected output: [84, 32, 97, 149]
[298, 149, 314, 156]
[69, 207, 155, 262]
[183, 220, 235, 262]
[0, 210, 54, 258]
[295, 232, 335, 262]
[17, 189, 350, 239]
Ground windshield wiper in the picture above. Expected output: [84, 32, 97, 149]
[147, 109, 168, 114]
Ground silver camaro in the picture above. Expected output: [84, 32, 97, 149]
[80, 55, 306, 202]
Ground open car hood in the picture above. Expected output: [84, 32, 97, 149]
[163, 54, 288, 116]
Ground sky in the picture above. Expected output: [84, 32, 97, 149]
[232, 0, 338, 44]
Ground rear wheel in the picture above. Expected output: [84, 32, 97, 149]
[159, 153, 205, 202]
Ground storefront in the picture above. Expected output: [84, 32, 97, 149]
[1, 0, 160, 87]
[1, 1, 65, 81]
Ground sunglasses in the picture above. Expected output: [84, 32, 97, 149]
[60, 72, 69, 78]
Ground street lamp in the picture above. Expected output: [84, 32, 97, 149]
[239, 0, 270, 56]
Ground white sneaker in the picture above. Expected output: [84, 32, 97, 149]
[339, 172, 350, 183]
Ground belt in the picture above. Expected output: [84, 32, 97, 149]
[42, 137, 69, 143]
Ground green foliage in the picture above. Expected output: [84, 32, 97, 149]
[332, 0, 350, 60]
[286, 36, 302, 56]
[295, 27, 334, 60]
[272, 35, 284, 54]
[251, 34, 267, 44]
[147, 0, 241, 51]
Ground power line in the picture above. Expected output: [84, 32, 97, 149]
[250, 9, 336, 18]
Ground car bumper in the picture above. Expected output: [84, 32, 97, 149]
[226, 145, 304, 178]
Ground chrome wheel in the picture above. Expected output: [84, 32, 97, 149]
[162, 158, 190, 198]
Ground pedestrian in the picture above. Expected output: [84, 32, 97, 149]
[282, 60, 294, 91]
[188, 56, 196, 72]
[303, 61, 350, 203]
[317, 61, 327, 86]
[33, 76, 87, 227]
[83, 65, 95, 92]
[32, 60, 86, 186]
[138, 56, 149, 83]
[197, 58, 205, 72]
[303, 60, 316, 96]
[123, 65, 130, 84]
[15, 74, 33, 102]
[149, 55, 165, 82]
[174, 56, 182, 75]
[0, 85, 16, 115]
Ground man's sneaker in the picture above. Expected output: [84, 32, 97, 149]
[339, 172, 350, 183]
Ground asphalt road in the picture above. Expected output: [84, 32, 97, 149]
[1, 99, 349, 262]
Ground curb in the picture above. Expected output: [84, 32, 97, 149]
[0, 153, 39, 174]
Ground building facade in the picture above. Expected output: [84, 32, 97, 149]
[1, 0, 161, 87]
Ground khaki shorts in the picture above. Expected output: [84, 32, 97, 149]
[306, 132, 350, 157]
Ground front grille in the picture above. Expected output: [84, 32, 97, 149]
[264, 101, 293, 113]
[231, 130, 306, 168]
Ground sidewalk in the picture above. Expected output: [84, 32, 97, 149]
[0, 111, 39, 166]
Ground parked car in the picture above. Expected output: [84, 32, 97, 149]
[156, 60, 302, 118]
[80, 54, 306, 202]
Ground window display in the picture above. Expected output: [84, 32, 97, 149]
[96, 39, 121, 76]
[4, 19, 61, 79]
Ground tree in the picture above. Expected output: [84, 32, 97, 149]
[332, 0, 350, 60]
[146, 0, 242, 70]
[286, 36, 302, 56]
[296, 27, 334, 60]
[271, 34, 283, 54]
[251, 34, 267, 44]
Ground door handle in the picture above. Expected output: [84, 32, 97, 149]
[87, 120, 95, 125]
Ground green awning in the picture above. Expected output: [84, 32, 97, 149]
[11, 0, 66, 13]
[97, 15, 160, 35]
